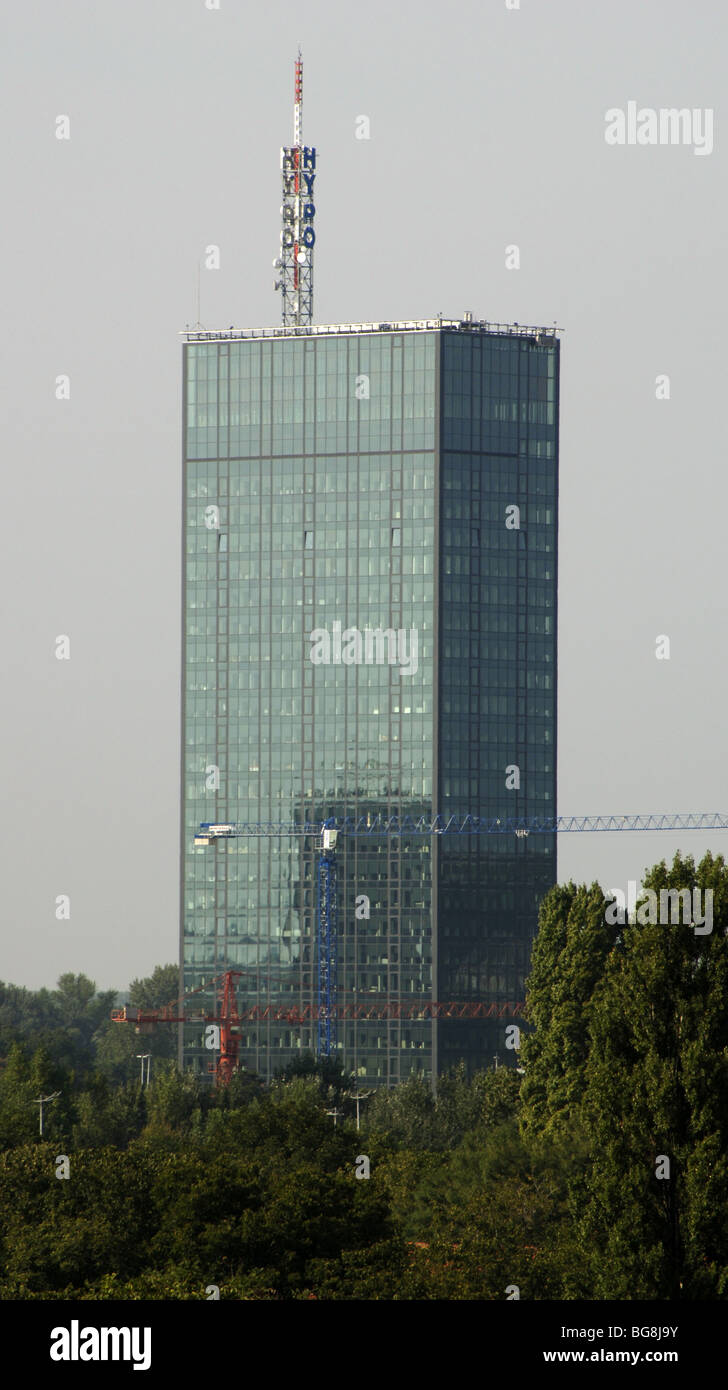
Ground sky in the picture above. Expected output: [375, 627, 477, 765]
[1, 0, 725, 992]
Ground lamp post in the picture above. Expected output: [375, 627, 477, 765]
[32, 1091, 60, 1137]
[350, 1089, 374, 1132]
[136, 1053, 151, 1088]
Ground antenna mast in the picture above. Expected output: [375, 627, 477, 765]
[274, 50, 316, 327]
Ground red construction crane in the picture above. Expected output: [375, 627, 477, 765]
[112, 969, 243, 1086]
[112, 968, 525, 1084]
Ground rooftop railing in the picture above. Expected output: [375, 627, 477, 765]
[180, 317, 561, 344]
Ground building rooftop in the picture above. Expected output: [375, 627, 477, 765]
[181, 316, 561, 344]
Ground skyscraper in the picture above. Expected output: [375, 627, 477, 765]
[180, 315, 558, 1085]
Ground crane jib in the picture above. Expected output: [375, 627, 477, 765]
[197, 813, 728, 838]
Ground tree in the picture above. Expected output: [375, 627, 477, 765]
[143, 1065, 206, 1136]
[578, 852, 728, 1298]
[0, 1043, 69, 1147]
[365, 1073, 436, 1149]
[431, 1063, 520, 1149]
[93, 1019, 149, 1085]
[95, 964, 181, 1079]
[0, 982, 59, 1035]
[128, 964, 179, 1014]
[240, 1076, 356, 1169]
[275, 1052, 349, 1100]
[53, 974, 117, 1049]
[208, 1066, 264, 1112]
[519, 881, 617, 1140]
[402, 1128, 586, 1300]
[519, 852, 728, 1299]
[0, 1042, 36, 1147]
[0, 979, 98, 1077]
[71, 1080, 147, 1150]
[0, 1145, 156, 1295]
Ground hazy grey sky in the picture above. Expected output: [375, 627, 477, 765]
[2, 0, 725, 991]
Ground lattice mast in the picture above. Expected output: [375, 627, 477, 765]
[316, 825, 338, 1057]
[274, 50, 316, 326]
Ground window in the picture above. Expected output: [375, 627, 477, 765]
[304, 531, 313, 549]
[391, 527, 401, 546]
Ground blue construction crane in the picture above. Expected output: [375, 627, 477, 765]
[195, 811, 728, 1057]
[316, 825, 338, 1057]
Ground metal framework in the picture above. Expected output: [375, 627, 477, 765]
[239, 999, 527, 1023]
[216, 968, 242, 1085]
[111, 969, 527, 1087]
[274, 50, 316, 326]
[196, 811, 728, 841]
[112, 970, 244, 1086]
[316, 828, 338, 1056]
[194, 811, 728, 1060]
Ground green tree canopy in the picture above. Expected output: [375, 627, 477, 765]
[519, 852, 728, 1299]
[519, 881, 617, 1140]
[579, 852, 728, 1297]
[128, 964, 179, 1013]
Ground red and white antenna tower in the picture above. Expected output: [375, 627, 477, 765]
[274, 50, 316, 327]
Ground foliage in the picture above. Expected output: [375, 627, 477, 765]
[576, 853, 728, 1298]
[520, 852, 728, 1299]
[519, 881, 617, 1140]
[128, 963, 179, 1014]
[1, 896, 727, 1302]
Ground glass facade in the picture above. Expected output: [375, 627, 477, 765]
[435, 332, 558, 1072]
[180, 323, 559, 1085]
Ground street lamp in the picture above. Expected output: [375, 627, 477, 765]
[32, 1091, 60, 1137]
[350, 1089, 374, 1132]
[136, 1054, 151, 1088]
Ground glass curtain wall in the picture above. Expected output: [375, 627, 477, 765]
[436, 331, 559, 1072]
[181, 324, 558, 1085]
[182, 330, 437, 1084]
